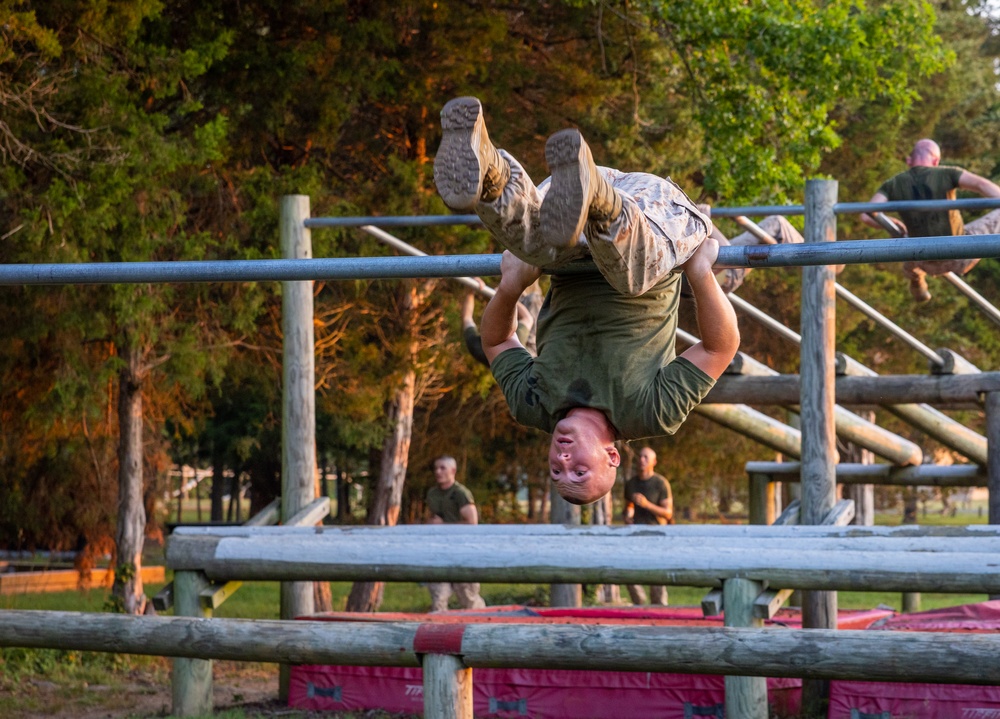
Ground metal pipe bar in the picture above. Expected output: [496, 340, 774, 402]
[942, 271, 1000, 328]
[841, 198, 1000, 214]
[2, 235, 996, 286]
[733, 216, 778, 244]
[834, 283, 944, 365]
[714, 234, 1000, 269]
[305, 198, 1000, 228]
[361, 225, 495, 298]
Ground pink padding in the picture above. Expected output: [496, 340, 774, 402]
[414, 623, 466, 655]
[830, 680, 1000, 719]
[870, 599, 1000, 633]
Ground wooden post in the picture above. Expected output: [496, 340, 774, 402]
[423, 654, 474, 719]
[171, 570, 213, 717]
[549, 485, 582, 607]
[280, 195, 317, 698]
[800, 179, 838, 718]
[988, 391, 1000, 600]
[724, 578, 767, 718]
[749, 473, 775, 525]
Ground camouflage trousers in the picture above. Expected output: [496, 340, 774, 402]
[427, 582, 486, 613]
[903, 208, 1000, 279]
[475, 152, 713, 297]
[626, 584, 668, 606]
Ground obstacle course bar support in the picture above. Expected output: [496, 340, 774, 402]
[0, 235, 998, 285]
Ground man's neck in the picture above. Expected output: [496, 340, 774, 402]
[437, 478, 456, 491]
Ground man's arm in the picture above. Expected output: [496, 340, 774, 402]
[859, 191, 907, 234]
[958, 170, 1000, 198]
[632, 494, 673, 522]
[678, 239, 740, 380]
[458, 503, 479, 525]
[481, 251, 542, 365]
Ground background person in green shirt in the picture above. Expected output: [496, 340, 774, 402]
[425, 455, 486, 612]
[433, 96, 740, 506]
[624, 447, 673, 605]
[860, 138, 1000, 302]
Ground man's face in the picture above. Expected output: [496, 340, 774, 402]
[434, 461, 456, 488]
[548, 414, 616, 503]
[638, 448, 656, 474]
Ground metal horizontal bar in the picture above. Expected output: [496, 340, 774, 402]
[303, 197, 1000, 227]
[714, 234, 1000, 268]
[2, 235, 997, 286]
[306, 214, 483, 228]
[837, 197, 1000, 214]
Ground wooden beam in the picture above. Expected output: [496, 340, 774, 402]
[704, 372, 1000, 407]
[199, 581, 243, 610]
[243, 498, 281, 527]
[753, 588, 795, 620]
[701, 589, 724, 617]
[772, 499, 800, 525]
[745, 461, 986, 487]
[285, 497, 330, 527]
[163, 535, 1000, 593]
[5, 611, 1000, 685]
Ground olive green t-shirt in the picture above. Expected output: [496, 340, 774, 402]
[490, 271, 716, 440]
[426, 481, 475, 523]
[877, 166, 965, 238]
[624, 473, 671, 525]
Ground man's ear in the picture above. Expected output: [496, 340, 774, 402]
[606, 445, 621, 467]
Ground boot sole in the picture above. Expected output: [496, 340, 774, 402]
[541, 129, 590, 249]
[434, 97, 486, 211]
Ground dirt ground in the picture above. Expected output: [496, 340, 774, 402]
[5, 661, 288, 719]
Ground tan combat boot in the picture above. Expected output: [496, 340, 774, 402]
[540, 129, 622, 249]
[909, 274, 931, 303]
[433, 97, 510, 211]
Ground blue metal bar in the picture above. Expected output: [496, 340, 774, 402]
[306, 215, 483, 228]
[714, 234, 1000, 269]
[1, 235, 996, 285]
[304, 198, 1000, 228]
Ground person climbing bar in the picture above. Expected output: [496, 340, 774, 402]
[433, 96, 740, 505]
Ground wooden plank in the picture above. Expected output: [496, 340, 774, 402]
[693, 403, 801, 457]
[168, 522, 1000, 539]
[704, 372, 1000, 408]
[152, 582, 174, 612]
[423, 654, 473, 719]
[199, 581, 243, 610]
[285, 497, 330, 527]
[724, 578, 767, 719]
[822, 499, 855, 527]
[186, 536, 1000, 593]
[753, 588, 795, 620]
[243, 498, 281, 527]
[772, 499, 800, 525]
[6, 611, 1000, 684]
[0, 565, 165, 596]
[172, 571, 213, 717]
[701, 589, 724, 617]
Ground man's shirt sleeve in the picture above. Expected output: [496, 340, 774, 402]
[648, 356, 716, 435]
[490, 347, 551, 432]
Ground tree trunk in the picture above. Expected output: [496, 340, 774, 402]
[346, 369, 415, 612]
[112, 342, 147, 615]
[211, 444, 226, 523]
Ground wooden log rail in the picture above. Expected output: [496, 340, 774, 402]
[704, 372, 1000, 408]
[747, 461, 986, 487]
[2, 610, 1000, 686]
[165, 528, 1000, 594]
